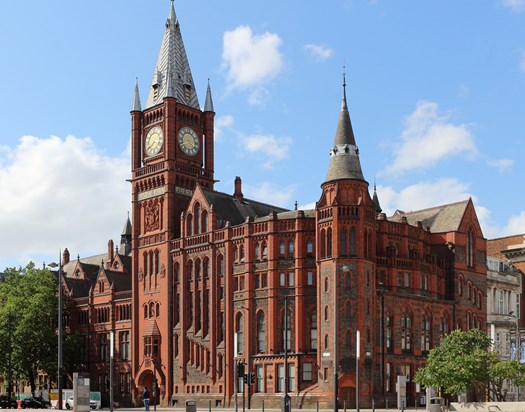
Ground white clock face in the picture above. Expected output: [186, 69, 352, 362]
[178, 127, 200, 156]
[145, 126, 164, 157]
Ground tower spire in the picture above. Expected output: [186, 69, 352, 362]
[145, 0, 199, 109]
[324, 68, 364, 183]
[131, 78, 141, 111]
[204, 78, 214, 112]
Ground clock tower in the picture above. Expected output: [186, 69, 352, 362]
[130, 0, 215, 402]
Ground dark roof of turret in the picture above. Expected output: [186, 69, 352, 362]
[325, 72, 365, 183]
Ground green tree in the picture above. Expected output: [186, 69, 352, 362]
[0, 263, 58, 394]
[415, 329, 492, 400]
[488, 357, 525, 401]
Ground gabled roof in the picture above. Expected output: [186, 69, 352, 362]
[201, 187, 288, 227]
[388, 199, 470, 233]
[105, 270, 132, 292]
[64, 277, 92, 298]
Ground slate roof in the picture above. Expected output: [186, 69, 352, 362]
[202, 188, 288, 227]
[388, 199, 470, 233]
[64, 277, 92, 298]
[106, 270, 132, 292]
[145, 2, 199, 110]
[325, 75, 365, 183]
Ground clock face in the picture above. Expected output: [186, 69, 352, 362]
[145, 126, 164, 157]
[178, 127, 200, 156]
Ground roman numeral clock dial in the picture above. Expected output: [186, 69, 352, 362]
[178, 127, 200, 156]
[144, 126, 164, 157]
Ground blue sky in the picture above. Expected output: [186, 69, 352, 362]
[1, 0, 525, 270]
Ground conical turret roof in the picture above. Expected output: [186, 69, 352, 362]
[324, 72, 365, 183]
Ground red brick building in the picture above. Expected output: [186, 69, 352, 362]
[60, 2, 488, 409]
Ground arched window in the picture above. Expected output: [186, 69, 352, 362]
[320, 229, 326, 258]
[254, 243, 260, 260]
[346, 330, 352, 349]
[327, 228, 332, 257]
[288, 240, 294, 256]
[144, 305, 148, 319]
[187, 213, 193, 236]
[149, 302, 155, 318]
[195, 258, 201, 279]
[201, 209, 208, 233]
[194, 203, 201, 234]
[156, 302, 160, 317]
[324, 334, 329, 350]
[307, 240, 313, 255]
[421, 310, 431, 352]
[217, 254, 224, 276]
[239, 245, 245, 261]
[235, 313, 243, 355]
[401, 312, 412, 351]
[350, 228, 356, 256]
[324, 276, 329, 293]
[279, 240, 285, 256]
[262, 242, 268, 259]
[340, 230, 347, 257]
[218, 354, 223, 378]
[257, 311, 266, 353]
[324, 305, 329, 321]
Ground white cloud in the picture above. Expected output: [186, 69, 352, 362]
[303, 44, 334, 61]
[503, 211, 525, 235]
[241, 133, 292, 168]
[376, 178, 473, 216]
[486, 158, 514, 172]
[385, 101, 477, 175]
[248, 87, 271, 106]
[502, 0, 525, 12]
[214, 114, 235, 140]
[0, 135, 130, 270]
[222, 25, 284, 91]
[244, 181, 296, 208]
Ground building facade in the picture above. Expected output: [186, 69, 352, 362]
[57, 2, 488, 409]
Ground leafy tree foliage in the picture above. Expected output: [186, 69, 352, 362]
[415, 329, 492, 400]
[415, 328, 525, 402]
[0, 263, 57, 393]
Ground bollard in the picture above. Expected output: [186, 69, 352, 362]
[209, 400, 212, 412]
[372, 399, 375, 412]
[262, 400, 264, 412]
[401, 399, 405, 412]
[343, 400, 346, 412]
[316, 401, 319, 412]
[385, 398, 388, 410]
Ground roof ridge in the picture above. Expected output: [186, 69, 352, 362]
[395, 198, 469, 216]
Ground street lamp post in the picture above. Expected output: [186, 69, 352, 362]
[356, 330, 360, 412]
[110, 330, 114, 412]
[334, 264, 351, 412]
[48, 253, 63, 410]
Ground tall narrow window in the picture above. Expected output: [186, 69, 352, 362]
[257, 312, 266, 353]
[340, 230, 347, 257]
[307, 240, 313, 255]
[401, 312, 412, 351]
[283, 310, 291, 351]
[350, 228, 356, 256]
[235, 313, 243, 355]
[421, 311, 431, 352]
[310, 311, 318, 350]
[467, 229, 475, 267]
[288, 241, 294, 256]
[327, 228, 332, 257]
[279, 240, 285, 256]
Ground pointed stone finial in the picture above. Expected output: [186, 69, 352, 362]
[204, 78, 214, 112]
[131, 78, 142, 111]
